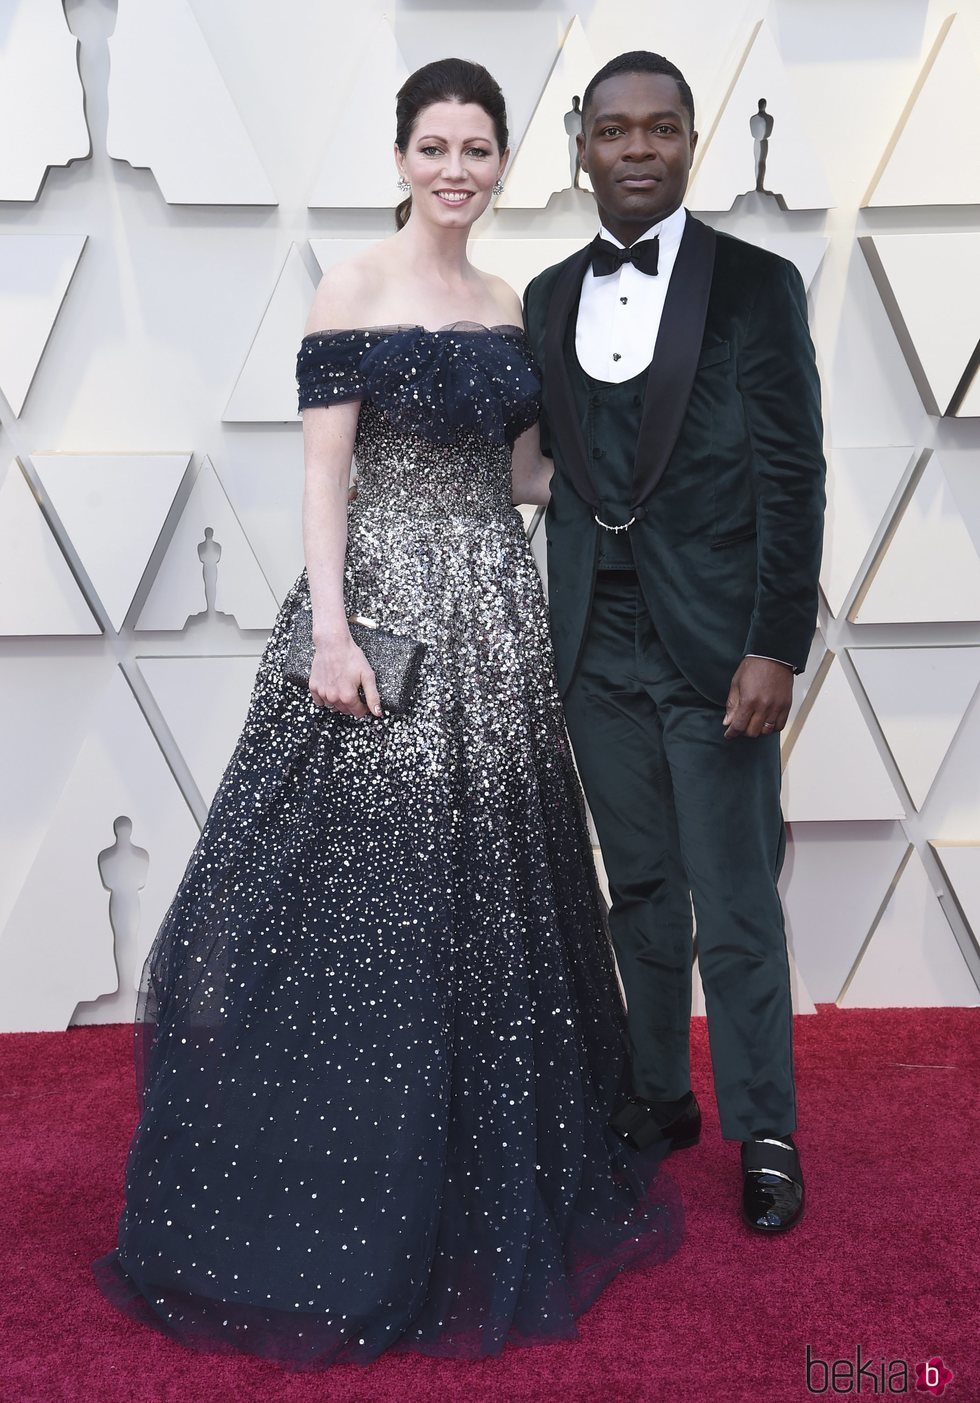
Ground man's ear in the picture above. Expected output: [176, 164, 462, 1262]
[689, 129, 699, 159]
[576, 131, 588, 175]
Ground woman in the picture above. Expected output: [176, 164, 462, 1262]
[94, 58, 681, 1367]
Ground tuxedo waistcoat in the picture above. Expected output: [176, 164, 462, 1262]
[569, 348, 647, 570]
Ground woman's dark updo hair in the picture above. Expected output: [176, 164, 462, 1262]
[394, 58, 508, 229]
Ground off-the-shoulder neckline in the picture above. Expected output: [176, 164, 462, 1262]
[301, 322, 526, 340]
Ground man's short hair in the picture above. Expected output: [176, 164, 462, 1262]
[581, 51, 695, 132]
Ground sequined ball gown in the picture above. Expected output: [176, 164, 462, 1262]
[94, 323, 682, 1367]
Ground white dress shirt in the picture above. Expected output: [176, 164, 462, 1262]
[575, 204, 688, 381]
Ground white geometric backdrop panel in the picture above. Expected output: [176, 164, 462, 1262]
[687, 20, 833, 211]
[865, 14, 980, 208]
[0, 235, 86, 416]
[0, 1, 89, 201]
[107, 0, 277, 204]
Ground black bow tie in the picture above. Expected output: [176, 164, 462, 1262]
[590, 235, 660, 278]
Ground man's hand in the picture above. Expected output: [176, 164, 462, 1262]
[723, 657, 793, 740]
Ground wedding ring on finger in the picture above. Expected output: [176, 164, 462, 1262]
[762, 720, 776, 731]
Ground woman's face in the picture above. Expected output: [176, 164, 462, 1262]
[395, 101, 507, 228]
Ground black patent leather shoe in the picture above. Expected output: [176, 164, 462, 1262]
[741, 1137, 805, 1233]
[609, 1091, 701, 1153]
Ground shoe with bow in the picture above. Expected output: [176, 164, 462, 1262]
[609, 1090, 701, 1153]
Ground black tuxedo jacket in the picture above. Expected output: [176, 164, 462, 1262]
[523, 214, 826, 704]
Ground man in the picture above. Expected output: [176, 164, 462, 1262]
[524, 51, 825, 1233]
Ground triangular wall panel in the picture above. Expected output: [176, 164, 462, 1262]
[860, 234, 980, 416]
[866, 15, 980, 208]
[853, 455, 980, 624]
[931, 844, 980, 948]
[687, 21, 833, 211]
[781, 822, 910, 1004]
[820, 447, 913, 617]
[136, 457, 279, 631]
[32, 453, 190, 630]
[0, 654, 110, 940]
[495, 16, 597, 208]
[839, 850, 979, 1007]
[781, 658, 905, 822]
[0, 234, 86, 415]
[0, 667, 200, 1032]
[107, 0, 276, 204]
[850, 647, 980, 808]
[816, 250, 923, 447]
[308, 17, 408, 208]
[137, 655, 260, 807]
[0, 460, 100, 636]
[956, 367, 980, 419]
[224, 245, 317, 422]
[0, 0, 90, 201]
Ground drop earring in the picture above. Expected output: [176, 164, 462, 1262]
[396, 176, 410, 194]
[492, 178, 504, 197]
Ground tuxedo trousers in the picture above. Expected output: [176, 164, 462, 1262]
[561, 569, 797, 1140]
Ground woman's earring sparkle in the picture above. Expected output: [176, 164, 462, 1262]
[397, 176, 410, 194]
[492, 179, 504, 197]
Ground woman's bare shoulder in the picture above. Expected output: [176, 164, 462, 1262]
[474, 269, 524, 327]
[303, 243, 396, 336]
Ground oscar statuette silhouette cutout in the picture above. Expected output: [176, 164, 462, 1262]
[750, 98, 774, 194]
[73, 815, 150, 1023]
[62, 0, 119, 166]
[564, 95, 584, 192]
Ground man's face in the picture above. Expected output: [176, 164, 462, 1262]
[578, 72, 697, 244]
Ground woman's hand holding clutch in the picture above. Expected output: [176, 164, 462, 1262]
[309, 630, 382, 718]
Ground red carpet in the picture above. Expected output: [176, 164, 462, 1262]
[2, 1007, 977, 1403]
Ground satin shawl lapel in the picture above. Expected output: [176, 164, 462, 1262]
[543, 245, 599, 509]
[633, 216, 717, 507]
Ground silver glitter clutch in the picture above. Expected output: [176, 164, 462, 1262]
[285, 608, 425, 718]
